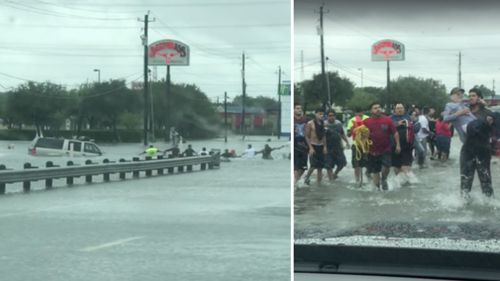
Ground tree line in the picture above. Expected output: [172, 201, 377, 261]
[0, 79, 281, 141]
[295, 71, 495, 114]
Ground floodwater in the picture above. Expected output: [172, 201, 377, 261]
[0, 136, 291, 281]
[295, 135, 500, 252]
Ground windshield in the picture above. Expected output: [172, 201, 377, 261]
[294, 0, 500, 276]
[0, 1, 291, 280]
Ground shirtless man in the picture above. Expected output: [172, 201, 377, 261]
[304, 108, 327, 186]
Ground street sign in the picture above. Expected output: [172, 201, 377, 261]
[148, 39, 190, 66]
[371, 39, 405, 61]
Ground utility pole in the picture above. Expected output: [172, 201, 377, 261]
[493, 79, 496, 102]
[138, 11, 155, 145]
[358, 68, 363, 87]
[241, 52, 246, 139]
[318, 4, 327, 107]
[300, 50, 304, 81]
[325, 57, 331, 108]
[277, 66, 282, 139]
[224, 91, 228, 143]
[458, 51, 462, 88]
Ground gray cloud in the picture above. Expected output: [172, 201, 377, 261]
[1, 0, 290, 101]
[295, 0, 500, 92]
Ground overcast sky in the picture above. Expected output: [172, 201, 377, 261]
[295, 0, 500, 93]
[0, 0, 290, 101]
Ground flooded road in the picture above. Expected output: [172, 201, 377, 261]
[295, 135, 500, 251]
[0, 136, 291, 281]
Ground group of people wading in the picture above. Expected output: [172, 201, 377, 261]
[294, 87, 498, 201]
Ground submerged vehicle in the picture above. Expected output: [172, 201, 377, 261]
[28, 136, 102, 157]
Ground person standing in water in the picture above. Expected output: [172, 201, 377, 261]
[460, 88, 495, 198]
[304, 108, 327, 186]
[346, 107, 369, 185]
[442, 87, 479, 200]
[363, 102, 401, 190]
[390, 103, 417, 184]
[294, 103, 309, 185]
[324, 109, 349, 181]
[258, 144, 285, 160]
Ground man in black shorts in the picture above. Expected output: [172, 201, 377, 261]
[363, 102, 401, 190]
[325, 109, 349, 181]
[390, 103, 416, 184]
[304, 108, 327, 186]
[294, 104, 308, 185]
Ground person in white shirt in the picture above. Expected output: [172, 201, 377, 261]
[415, 107, 430, 168]
[242, 144, 256, 158]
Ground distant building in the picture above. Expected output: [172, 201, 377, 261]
[485, 97, 500, 106]
[216, 105, 278, 132]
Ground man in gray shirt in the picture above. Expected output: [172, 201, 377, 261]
[442, 87, 495, 200]
[442, 87, 476, 143]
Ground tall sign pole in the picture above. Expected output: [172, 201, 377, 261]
[148, 39, 189, 142]
[371, 39, 405, 112]
[386, 60, 390, 109]
[277, 66, 282, 139]
[224, 91, 228, 143]
[241, 52, 246, 139]
[166, 64, 171, 135]
[149, 69, 155, 141]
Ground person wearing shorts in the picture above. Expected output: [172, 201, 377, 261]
[367, 153, 392, 174]
[390, 103, 415, 178]
[294, 104, 308, 185]
[435, 116, 452, 161]
[304, 108, 327, 186]
[347, 108, 369, 184]
[325, 110, 349, 181]
[363, 102, 401, 190]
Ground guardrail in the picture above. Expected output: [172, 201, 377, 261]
[0, 153, 220, 194]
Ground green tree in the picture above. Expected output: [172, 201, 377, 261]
[471, 84, 494, 97]
[6, 81, 74, 134]
[0, 93, 7, 126]
[231, 95, 279, 111]
[78, 80, 140, 140]
[118, 112, 142, 130]
[384, 76, 448, 112]
[346, 88, 378, 111]
[149, 81, 219, 139]
[299, 71, 355, 109]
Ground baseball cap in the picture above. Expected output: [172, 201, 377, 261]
[450, 87, 465, 95]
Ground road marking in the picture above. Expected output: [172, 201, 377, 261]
[79, 236, 144, 252]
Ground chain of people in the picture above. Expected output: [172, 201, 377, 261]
[294, 87, 499, 201]
[139, 128, 287, 161]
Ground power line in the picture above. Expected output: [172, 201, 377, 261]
[50, 0, 289, 7]
[294, 60, 321, 70]
[7, 22, 288, 30]
[1, 1, 135, 21]
[30, 0, 143, 15]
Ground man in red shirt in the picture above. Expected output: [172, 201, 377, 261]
[364, 102, 401, 190]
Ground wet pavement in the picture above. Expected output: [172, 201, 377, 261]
[0, 137, 291, 281]
[295, 135, 500, 250]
